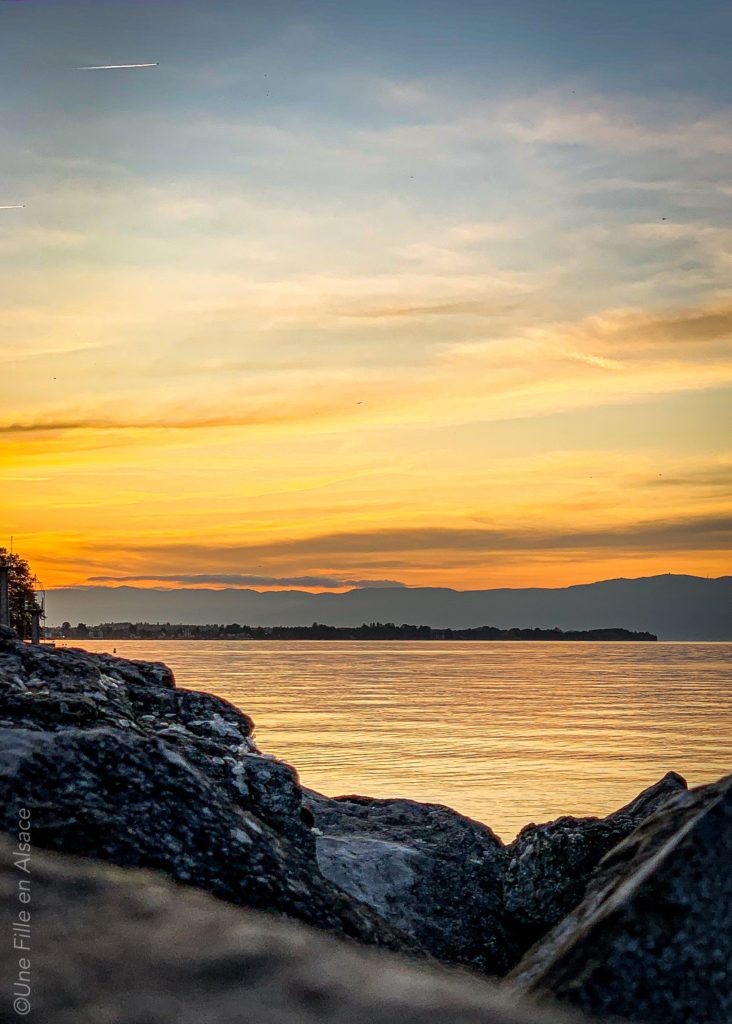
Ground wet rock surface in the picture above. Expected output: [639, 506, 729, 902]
[510, 774, 732, 1023]
[0, 835, 591, 1024]
[309, 793, 513, 974]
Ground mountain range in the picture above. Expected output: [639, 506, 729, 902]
[45, 574, 731, 641]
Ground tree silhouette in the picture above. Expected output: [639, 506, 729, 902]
[0, 547, 41, 637]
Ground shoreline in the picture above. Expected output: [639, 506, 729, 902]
[0, 629, 729, 1024]
[47, 625, 658, 642]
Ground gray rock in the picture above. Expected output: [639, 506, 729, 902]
[309, 792, 513, 974]
[1, 630, 722, 1012]
[604, 770, 688, 823]
[0, 638, 317, 846]
[509, 773, 732, 1023]
[0, 835, 591, 1024]
[0, 725, 415, 950]
[317, 835, 422, 923]
[311, 774, 689, 976]
[0, 638, 416, 953]
[503, 772, 688, 952]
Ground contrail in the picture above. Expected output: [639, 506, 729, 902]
[76, 63, 158, 70]
[0, 205, 24, 210]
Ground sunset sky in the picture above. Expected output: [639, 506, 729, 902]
[2, 0, 731, 592]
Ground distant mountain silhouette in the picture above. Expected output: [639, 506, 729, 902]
[46, 574, 731, 640]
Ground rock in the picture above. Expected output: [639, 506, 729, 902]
[0, 624, 18, 644]
[509, 774, 732, 1023]
[312, 773, 689, 975]
[504, 817, 635, 954]
[604, 770, 688, 823]
[1, 631, 722, 1012]
[0, 726, 415, 950]
[0, 835, 591, 1024]
[503, 772, 688, 953]
[0, 638, 417, 953]
[309, 792, 513, 974]
[0, 638, 309, 846]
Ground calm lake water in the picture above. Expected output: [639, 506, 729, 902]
[69, 640, 731, 839]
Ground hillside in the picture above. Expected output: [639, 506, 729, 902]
[45, 574, 732, 640]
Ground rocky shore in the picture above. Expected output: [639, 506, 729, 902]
[0, 628, 729, 1023]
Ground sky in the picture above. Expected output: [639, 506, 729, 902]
[1, 0, 731, 592]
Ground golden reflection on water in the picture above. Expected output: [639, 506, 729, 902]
[75, 640, 732, 839]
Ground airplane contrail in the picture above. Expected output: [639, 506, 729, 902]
[76, 63, 158, 70]
[0, 205, 24, 210]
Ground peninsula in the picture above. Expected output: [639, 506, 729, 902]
[47, 621, 658, 641]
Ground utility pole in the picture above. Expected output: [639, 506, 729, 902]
[30, 605, 41, 644]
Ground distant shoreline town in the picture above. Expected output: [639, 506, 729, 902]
[47, 621, 658, 642]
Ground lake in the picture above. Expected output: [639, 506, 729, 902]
[68, 640, 731, 839]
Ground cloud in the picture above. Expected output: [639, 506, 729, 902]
[557, 349, 626, 371]
[375, 78, 429, 108]
[3, 295, 731, 450]
[342, 87, 732, 181]
[94, 513, 732, 566]
[336, 300, 516, 321]
[556, 303, 732, 362]
[0, 226, 91, 258]
[0, 385, 391, 436]
[372, 88, 732, 158]
[496, 93, 732, 154]
[643, 465, 732, 491]
[85, 573, 407, 589]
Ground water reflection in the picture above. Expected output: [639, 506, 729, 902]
[74, 640, 731, 839]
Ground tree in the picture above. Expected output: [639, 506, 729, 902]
[0, 548, 41, 638]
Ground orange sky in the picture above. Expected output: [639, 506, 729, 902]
[2, 2, 731, 592]
[6, 374, 730, 591]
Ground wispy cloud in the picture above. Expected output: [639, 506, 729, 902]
[86, 573, 407, 589]
[3, 297, 731, 447]
[90, 513, 732, 562]
[335, 300, 517, 321]
[496, 92, 732, 154]
[358, 87, 732, 158]
[558, 350, 626, 371]
[375, 78, 430, 109]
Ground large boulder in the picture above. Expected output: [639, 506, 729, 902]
[0, 636, 416, 953]
[309, 792, 513, 974]
[503, 772, 687, 951]
[509, 774, 732, 1023]
[309, 773, 689, 975]
[0, 634, 311, 847]
[0, 835, 591, 1024]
